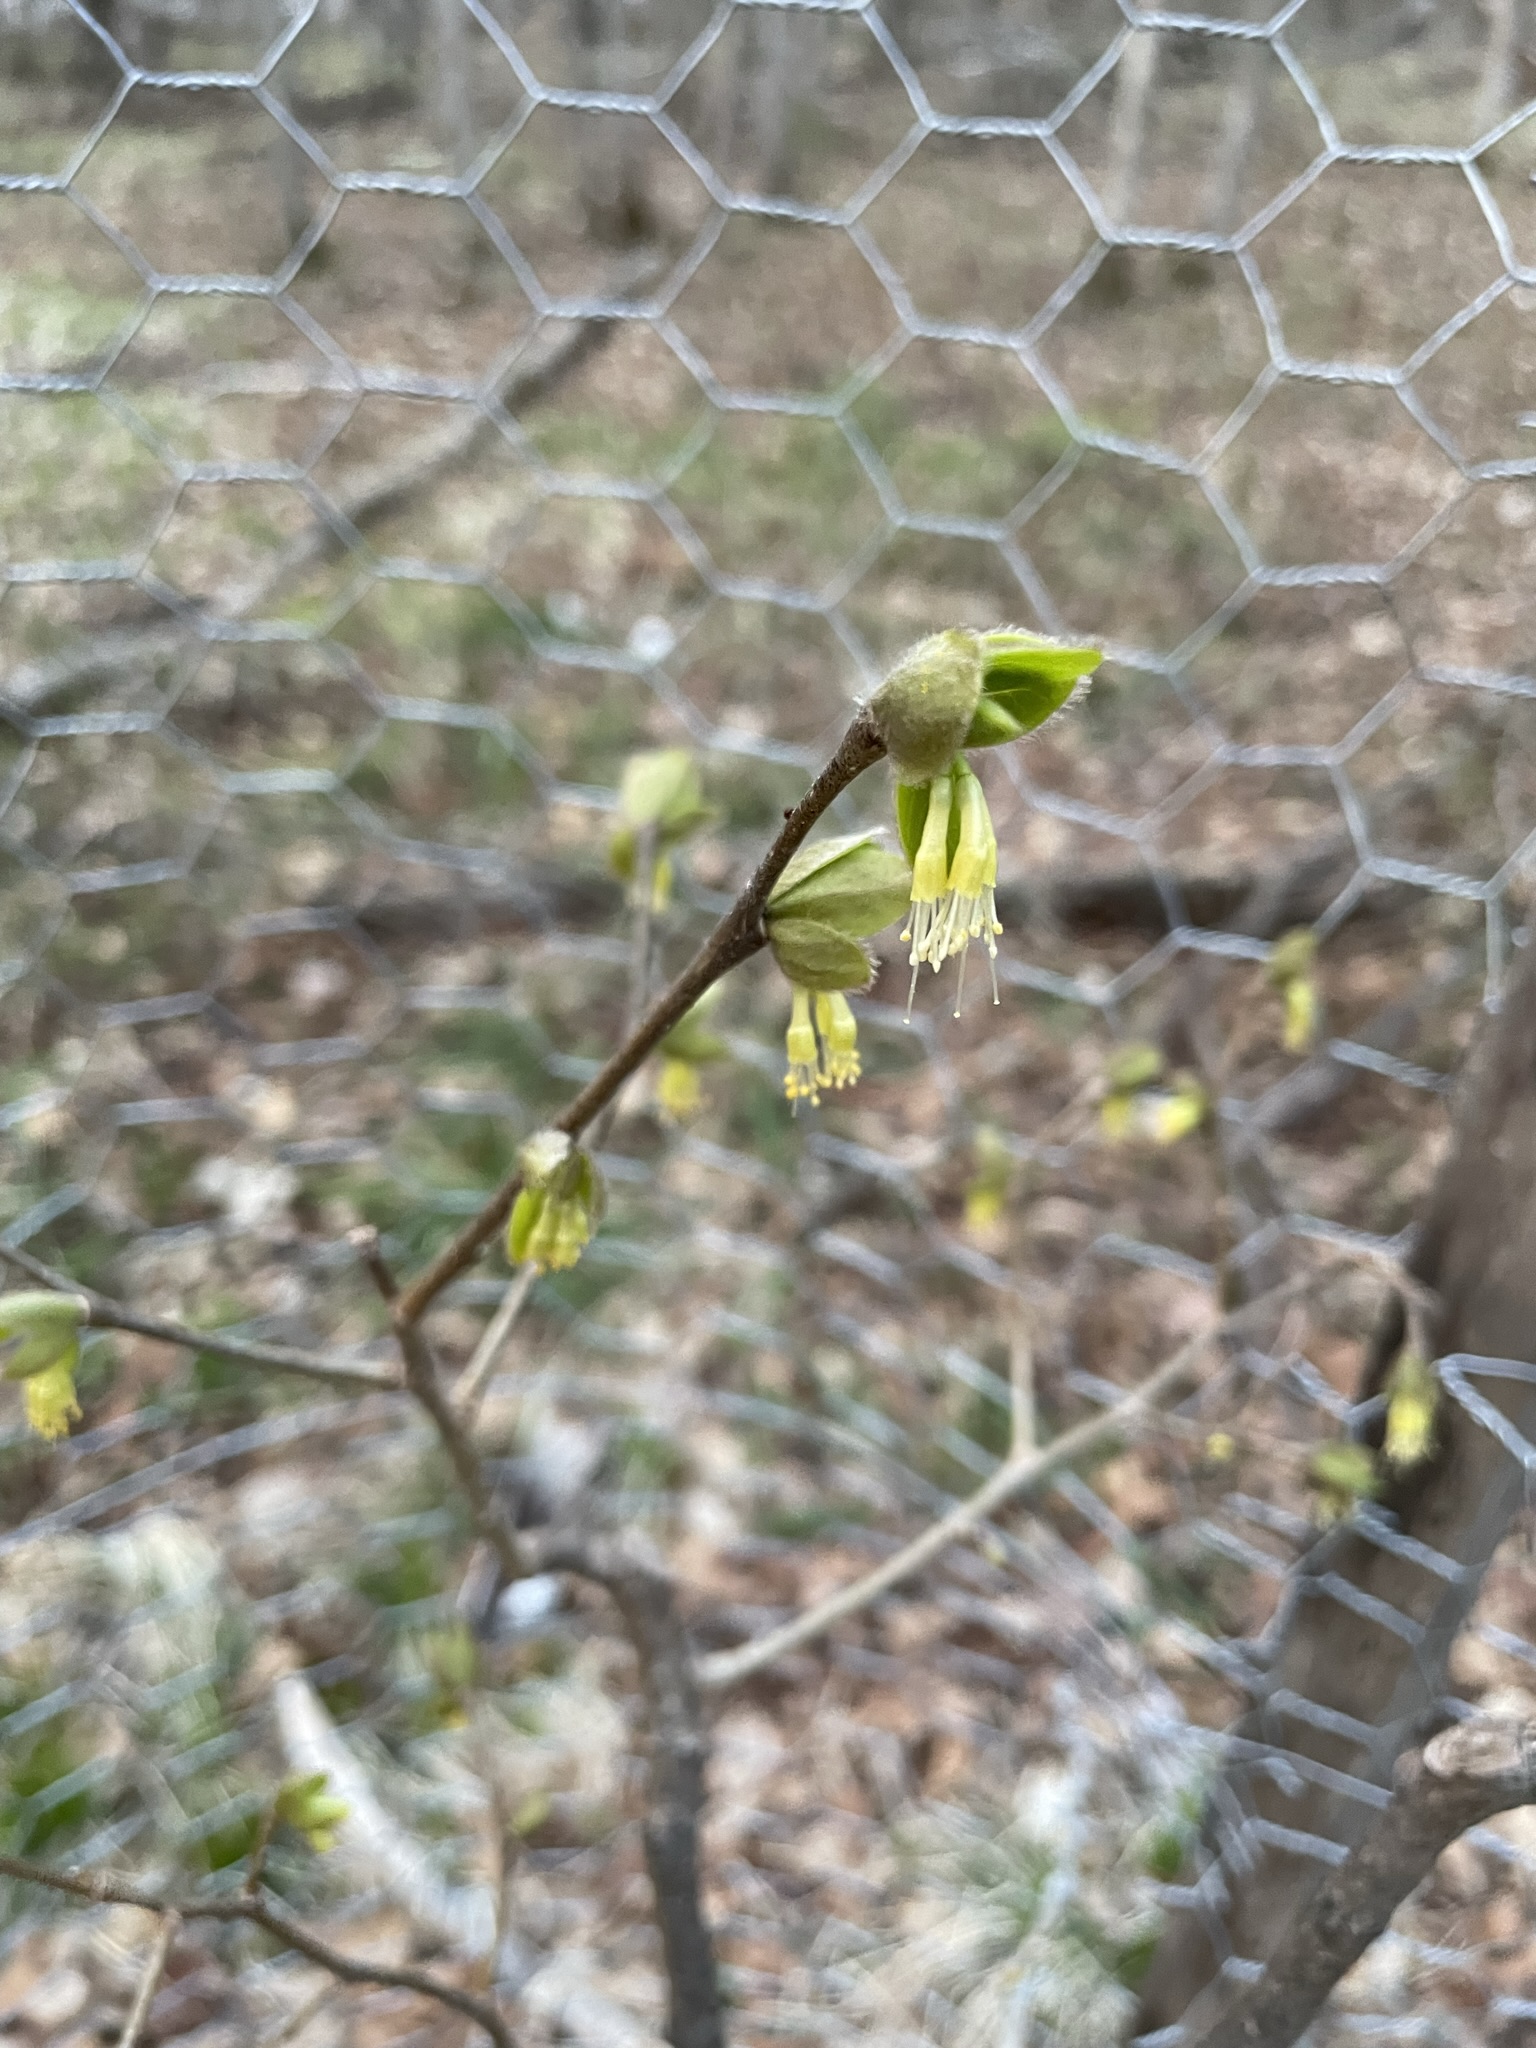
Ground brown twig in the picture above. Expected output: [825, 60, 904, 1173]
[243, 1802, 278, 1899]
[350, 1237, 524, 1584]
[1183, 1718, 1536, 2048]
[452, 1261, 537, 1422]
[0, 1856, 516, 2048]
[526, 1525, 723, 2048]
[391, 708, 885, 1325]
[592, 819, 659, 1152]
[117, 1910, 179, 2048]
[346, 1225, 399, 1304]
[382, 1305, 722, 2042]
[0, 1243, 398, 1393]
[399, 1319, 523, 1583]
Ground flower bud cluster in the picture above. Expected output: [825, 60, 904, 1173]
[869, 627, 1099, 1017]
[1098, 1044, 1207, 1146]
[868, 626, 1101, 785]
[1266, 926, 1320, 1055]
[1, 1289, 87, 1441]
[764, 831, 910, 1106]
[608, 747, 715, 911]
[507, 1130, 607, 1273]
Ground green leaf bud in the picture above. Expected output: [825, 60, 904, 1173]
[0, 1290, 87, 1380]
[518, 1129, 572, 1188]
[870, 627, 1100, 776]
[509, 1137, 606, 1273]
[968, 631, 1101, 745]
[766, 915, 875, 993]
[618, 747, 710, 838]
[1, 1292, 87, 1441]
[275, 1771, 350, 1854]
[768, 831, 910, 940]
[610, 748, 715, 899]
[868, 629, 985, 784]
[1105, 1043, 1164, 1095]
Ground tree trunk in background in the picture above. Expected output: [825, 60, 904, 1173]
[378, 0, 424, 84]
[1475, 0, 1520, 133]
[266, 0, 314, 255]
[1200, 39, 1263, 237]
[75, 0, 124, 85]
[430, 0, 473, 169]
[747, 5, 797, 196]
[1138, 936, 1536, 2039]
[1106, 27, 1159, 229]
[571, 0, 654, 246]
[272, 118, 313, 254]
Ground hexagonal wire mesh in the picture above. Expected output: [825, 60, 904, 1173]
[8, 0, 1536, 2041]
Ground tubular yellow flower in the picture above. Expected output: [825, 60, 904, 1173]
[1, 1290, 87, 1443]
[897, 765, 1004, 1015]
[901, 769, 954, 1005]
[784, 986, 821, 1106]
[814, 991, 860, 1089]
[939, 762, 1002, 1013]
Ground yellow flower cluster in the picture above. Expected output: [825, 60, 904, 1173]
[783, 988, 861, 1108]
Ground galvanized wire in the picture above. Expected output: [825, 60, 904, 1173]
[6, 2, 1536, 2041]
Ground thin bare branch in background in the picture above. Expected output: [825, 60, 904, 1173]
[1107, 26, 1160, 228]
[1475, 0, 1521, 132]
[527, 1526, 723, 2048]
[116, 1911, 180, 2048]
[1010, 1313, 1036, 1456]
[259, 1980, 336, 2048]
[453, 1262, 537, 1421]
[0, 1242, 398, 1393]
[0, 1857, 517, 2048]
[698, 1273, 1329, 1693]
[1200, 39, 1263, 237]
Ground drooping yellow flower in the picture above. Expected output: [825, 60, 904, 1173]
[814, 991, 861, 1089]
[897, 763, 1005, 1015]
[23, 1358, 82, 1442]
[938, 762, 1002, 1013]
[900, 768, 954, 1005]
[783, 986, 821, 1106]
[1383, 1350, 1438, 1472]
[1, 1290, 87, 1443]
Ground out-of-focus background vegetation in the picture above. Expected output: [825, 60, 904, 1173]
[9, 2, 1536, 2041]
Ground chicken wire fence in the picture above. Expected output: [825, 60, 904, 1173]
[6, 0, 1536, 2041]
